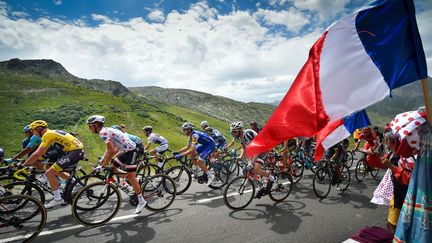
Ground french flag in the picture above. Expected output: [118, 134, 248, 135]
[247, 0, 428, 157]
[314, 110, 371, 161]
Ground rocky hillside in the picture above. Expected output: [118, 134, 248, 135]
[129, 86, 275, 125]
[0, 58, 129, 96]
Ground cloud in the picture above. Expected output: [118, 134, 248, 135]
[268, 0, 289, 6]
[91, 14, 113, 23]
[255, 8, 309, 32]
[147, 10, 165, 22]
[0, 1, 430, 103]
[53, 0, 62, 6]
[292, 0, 351, 21]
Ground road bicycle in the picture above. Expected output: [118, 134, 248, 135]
[71, 166, 176, 226]
[223, 160, 293, 210]
[312, 158, 350, 199]
[354, 151, 380, 182]
[0, 194, 47, 242]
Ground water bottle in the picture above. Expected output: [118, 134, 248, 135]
[121, 180, 132, 193]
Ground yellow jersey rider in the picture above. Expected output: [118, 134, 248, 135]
[22, 120, 84, 208]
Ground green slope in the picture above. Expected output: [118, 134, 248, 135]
[0, 73, 236, 171]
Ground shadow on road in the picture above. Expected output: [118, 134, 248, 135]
[227, 201, 311, 235]
[38, 208, 183, 242]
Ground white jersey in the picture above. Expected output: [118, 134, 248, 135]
[147, 133, 168, 145]
[99, 127, 136, 152]
[237, 129, 257, 146]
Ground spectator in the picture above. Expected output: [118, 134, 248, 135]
[249, 121, 261, 133]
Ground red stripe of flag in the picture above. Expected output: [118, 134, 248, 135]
[246, 32, 330, 157]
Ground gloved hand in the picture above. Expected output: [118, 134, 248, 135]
[93, 165, 103, 173]
[172, 151, 179, 155]
[230, 149, 237, 156]
[245, 162, 254, 172]
[4, 158, 13, 164]
[13, 162, 23, 168]
[175, 154, 183, 160]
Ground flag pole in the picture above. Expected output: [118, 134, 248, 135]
[421, 78, 432, 120]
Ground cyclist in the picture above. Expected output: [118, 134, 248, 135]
[249, 121, 261, 134]
[279, 139, 297, 168]
[204, 126, 226, 162]
[230, 121, 275, 198]
[87, 115, 146, 214]
[354, 127, 381, 168]
[324, 140, 346, 190]
[21, 120, 85, 208]
[111, 125, 145, 158]
[12, 125, 42, 161]
[174, 122, 215, 186]
[142, 126, 169, 169]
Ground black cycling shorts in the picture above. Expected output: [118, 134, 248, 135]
[51, 149, 84, 172]
[112, 149, 137, 172]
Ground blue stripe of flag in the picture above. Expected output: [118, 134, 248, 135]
[355, 0, 428, 91]
[343, 110, 371, 134]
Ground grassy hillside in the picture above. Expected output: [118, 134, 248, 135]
[0, 73, 237, 171]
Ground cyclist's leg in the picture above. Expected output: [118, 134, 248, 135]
[252, 160, 270, 178]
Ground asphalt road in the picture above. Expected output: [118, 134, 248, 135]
[27, 161, 388, 243]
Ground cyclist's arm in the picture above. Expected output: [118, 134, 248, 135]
[226, 138, 236, 149]
[144, 142, 152, 151]
[250, 154, 259, 165]
[23, 146, 48, 166]
[239, 144, 247, 160]
[101, 141, 117, 167]
[176, 144, 190, 154]
[13, 147, 33, 160]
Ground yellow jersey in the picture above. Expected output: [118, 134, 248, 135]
[40, 129, 84, 152]
[353, 129, 361, 140]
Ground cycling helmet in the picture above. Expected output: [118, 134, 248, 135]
[182, 122, 194, 130]
[86, 115, 105, 124]
[143, 126, 153, 132]
[29, 120, 48, 130]
[230, 121, 244, 131]
[23, 125, 31, 133]
[200, 121, 209, 127]
[204, 127, 213, 132]
[111, 125, 122, 131]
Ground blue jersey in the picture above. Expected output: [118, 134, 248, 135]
[189, 131, 215, 147]
[127, 134, 142, 145]
[28, 135, 41, 148]
[210, 128, 226, 144]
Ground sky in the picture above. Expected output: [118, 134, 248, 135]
[0, 0, 431, 103]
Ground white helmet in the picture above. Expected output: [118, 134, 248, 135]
[182, 122, 194, 130]
[230, 121, 243, 131]
[86, 115, 105, 124]
[200, 121, 209, 127]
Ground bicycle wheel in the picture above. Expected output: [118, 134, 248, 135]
[338, 164, 350, 192]
[269, 172, 293, 202]
[313, 167, 332, 199]
[289, 159, 304, 183]
[223, 176, 255, 210]
[142, 174, 176, 211]
[208, 163, 229, 190]
[344, 151, 354, 169]
[164, 166, 191, 195]
[0, 194, 47, 242]
[1, 180, 46, 204]
[370, 167, 380, 180]
[355, 159, 367, 182]
[72, 181, 121, 227]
